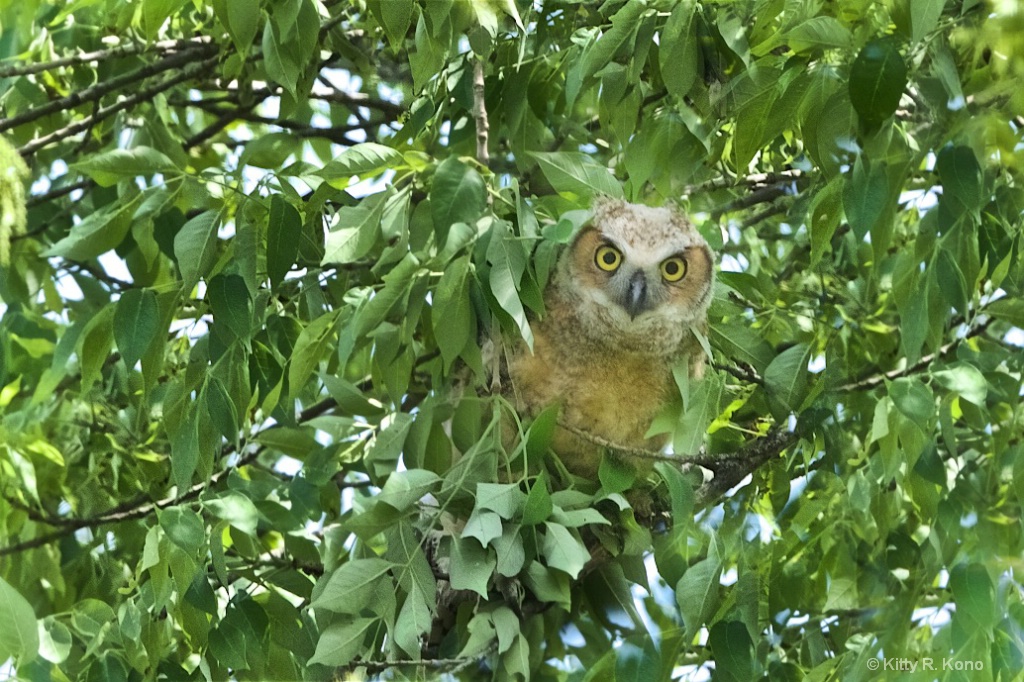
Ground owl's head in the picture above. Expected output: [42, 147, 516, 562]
[554, 197, 714, 351]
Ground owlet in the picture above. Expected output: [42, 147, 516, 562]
[507, 197, 715, 480]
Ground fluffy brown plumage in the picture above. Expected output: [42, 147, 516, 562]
[508, 197, 715, 480]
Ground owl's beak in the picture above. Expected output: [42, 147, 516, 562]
[623, 271, 650, 319]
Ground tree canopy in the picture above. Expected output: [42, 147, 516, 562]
[2, 0, 1024, 680]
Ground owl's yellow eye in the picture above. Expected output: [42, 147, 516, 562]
[595, 245, 622, 272]
[660, 256, 687, 282]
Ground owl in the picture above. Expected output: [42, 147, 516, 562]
[507, 197, 715, 481]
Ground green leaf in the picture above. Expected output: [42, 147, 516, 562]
[824, 575, 858, 612]
[365, 413, 414, 476]
[616, 636, 661, 682]
[352, 254, 420, 338]
[493, 524, 527, 577]
[655, 461, 694, 520]
[542, 522, 590, 579]
[372, 0, 414, 49]
[522, 561, 571, 611]
[207, 273, 252, 341]
[911, 0, 945, 42]
[935, 247, 969, 315]
[528, 152, 624, 201]
[410, 12, 447, 92]
[491, 606, 519, 655]
[204, 492, 259, 536]
[208, 597, 268, 671]
[312, 558, 394, 613]
[308, 618, 377, 667]
[660, 1, 699, 99]
[393, 580, 432, 657]
[763, 343, 812, 415]
[709, 621, 754, 682]
[672, 370, 724, 455]
[174, 211, 219, 289]
[580, 1, 646, 82]
[459, 612, 497, 658]
[204, 375, 239, 443]
[78, 304, 115, 392]
[42, 200, 134, 260]
[987, 297, 1024, 327]
[522, 471, 554, 526]
[318, 143, 404, 187]
[287, 309, 341, 395]
[377, 469, 441, 512]
[950, 563, 995, 629]
[171, 411, 201, 491]
[888, 377, 934, 431]
[430, 158, 486, 239]
[267, 195, 302, 288]
[462, 508, 503, 547]
[37, 617, 71, 664]
[786, 17, 853, 53]
[432, 255, 473, 371]
[141, 0, 185, 39]
[932, 363, 988, 407]
[113, 288, 159, 368]
[72, 146, 177, 187]
[843, 156, 889, 240]
[848, 38, 907, 129]
[937, 145, 984, 215]
[487, 221, 533, 347]
[476, 482, 526, 519]
[0, 576, 39, 664]
[449, 536, 495, 598]
[213, 0, 260, 54]
[675, 553, 721, 636]
[260, 1, 317, 98]
[321, 193, 387, 266]
[159, 507, 206, 555]
[598, 452, 636, 495]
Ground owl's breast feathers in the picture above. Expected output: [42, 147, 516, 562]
[508, 286, 702, 479]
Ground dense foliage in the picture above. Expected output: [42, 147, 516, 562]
[2, 0, 1024, 680]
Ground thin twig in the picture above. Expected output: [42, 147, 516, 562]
[25, 180, 93, 209]
[685, 170, 805, 195]
[740, 203, 788, 229]
[557, 420, 738, 469]
[714, 361, 763, 385]
[712, 184, 791, 219]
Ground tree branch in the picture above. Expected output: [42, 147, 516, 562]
[25, 180, 94, 209]
[0, 38, 213, 79]
[685, 170, 805, 195]
[472, 58, 490, 169]
[0, 44, 217, 135]
[839, 317, 993, 392]
[693, 427, 798, 508]
[18, 55, 219, 156]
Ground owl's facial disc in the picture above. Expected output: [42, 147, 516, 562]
[622, 270, 650, 319]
